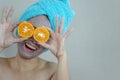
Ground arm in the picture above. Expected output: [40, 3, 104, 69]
[38, 16, 72, 80]
[51, 51, 70, 80]
[55, 52, 70, 80]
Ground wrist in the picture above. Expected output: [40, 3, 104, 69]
[57, 53, 67, 62]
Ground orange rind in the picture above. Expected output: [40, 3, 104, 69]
[33, 27, 50, 43]
[18, 22, 34, 38]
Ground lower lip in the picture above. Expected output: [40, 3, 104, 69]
[23, 45, 36, 53]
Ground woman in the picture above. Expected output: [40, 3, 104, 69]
[0, 0, 74, 80]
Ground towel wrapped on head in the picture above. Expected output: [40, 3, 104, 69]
[16, 0, 75, 36]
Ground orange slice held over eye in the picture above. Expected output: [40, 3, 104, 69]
[33, 27, 50, 43]
[18, 21, 34, 38]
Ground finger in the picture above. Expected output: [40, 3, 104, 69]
[9, 22, 21, 32]
[1, 7, 7, 23]
[6, 6, 14, 22]
[38, 42, 50, 49]
[14, 37, 27, 43]
[59, 17, 64, 34]
[63, 27, 73, 40]
[56, 15, 59, 33]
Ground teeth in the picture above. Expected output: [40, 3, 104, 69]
[25, 43, 36, 50]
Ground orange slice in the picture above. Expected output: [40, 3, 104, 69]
[18, 22, 34, 38]
[33, 27, 50, 43]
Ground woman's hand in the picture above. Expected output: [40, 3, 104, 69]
[38, 15, 73, 59]
[0, 7, 26, 48]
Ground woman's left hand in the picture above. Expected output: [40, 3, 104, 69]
[38, 15, 72, 59]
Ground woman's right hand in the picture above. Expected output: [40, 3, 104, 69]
[0, 7, 26, 49]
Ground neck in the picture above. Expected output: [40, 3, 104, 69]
[10, 54, 40, 72]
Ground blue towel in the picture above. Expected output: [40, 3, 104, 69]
[16, 0, 75, 36]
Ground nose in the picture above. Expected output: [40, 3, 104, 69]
[29, 37, 38, 44]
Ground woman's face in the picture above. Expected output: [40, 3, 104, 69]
[17, 15, 51, 59]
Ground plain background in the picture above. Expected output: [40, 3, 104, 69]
[0, 0, 120, 80]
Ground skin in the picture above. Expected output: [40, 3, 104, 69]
[17, 15, 51, 59]
[0, 7, 72, 80]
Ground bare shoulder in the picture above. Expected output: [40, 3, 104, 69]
[47, 61, 57, 72]
[38, 58, 57, 72]
[47, 60, 57, 69]
[39, 58, 57, 68]
[0, 57, 9, 65]
[0, 57, 9, 72]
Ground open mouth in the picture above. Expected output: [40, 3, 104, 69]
[24, 42, 37, 53]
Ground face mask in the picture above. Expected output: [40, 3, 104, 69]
[18, 21, 50, 43]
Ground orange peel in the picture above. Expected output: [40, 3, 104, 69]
[33, 27, 50, 43]
[18, 22, 34, 38]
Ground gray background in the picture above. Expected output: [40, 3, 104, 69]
[0, 0, 120, 80]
